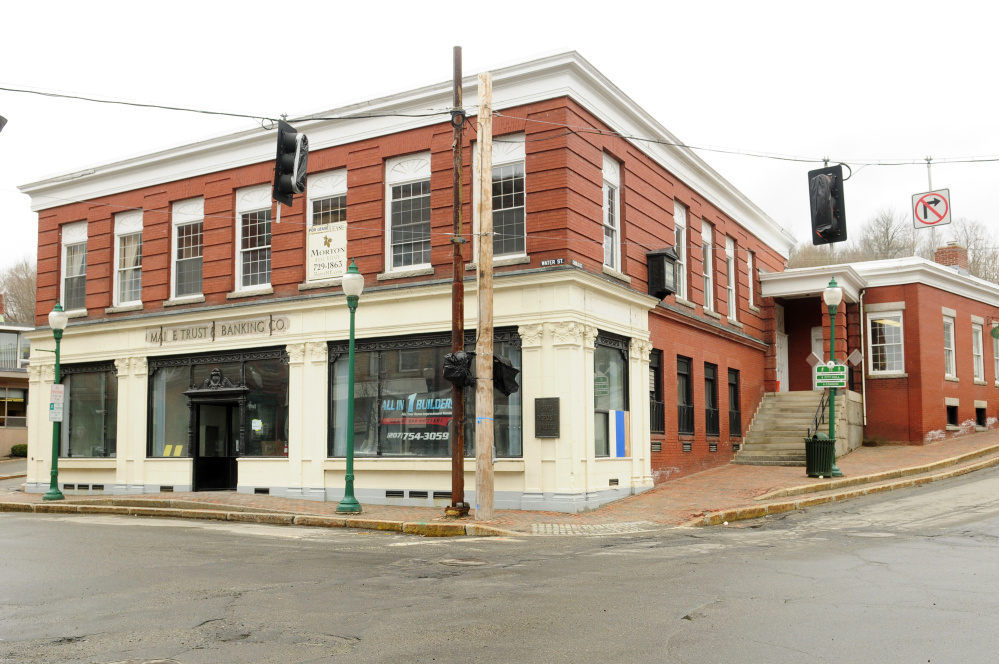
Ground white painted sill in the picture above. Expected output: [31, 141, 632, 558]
[299, 278, 343, 291]
[703, 309, 722, 320]
[66, 309, 88, 319]
[944, 375, 959, 383]
[377, 266, 434, 281]
[105, 303, 142, 314]
[465, 255, 531, 271]
[164, 295, 206, 307]
[867, 372, 908, 379]
[674, 297, 696, 309]
[601, 265, 632, 284]
[227, 286, 274, 300]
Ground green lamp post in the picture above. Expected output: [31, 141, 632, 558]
[823, 277, 844, 478]
[336, 261, 364, 513]
[43, 302, 69, 501]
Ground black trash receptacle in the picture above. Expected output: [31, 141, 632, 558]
[805, 433, 835, 478]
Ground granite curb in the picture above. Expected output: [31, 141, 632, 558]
[0, 473, 25, 481]
[684, 452, 999, 527]
[0, 500, 522, 538]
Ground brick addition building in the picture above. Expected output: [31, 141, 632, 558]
[19, 52, 796, 511]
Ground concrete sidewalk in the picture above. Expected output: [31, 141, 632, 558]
[4, 429, 999, 536]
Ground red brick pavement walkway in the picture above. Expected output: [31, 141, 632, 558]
[5, 428, 999, 534]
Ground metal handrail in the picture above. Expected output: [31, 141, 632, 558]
[807, 390, 829, 439]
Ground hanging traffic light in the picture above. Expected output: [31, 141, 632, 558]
[808, 164, 847, 245]
[272, 120, 308, 207]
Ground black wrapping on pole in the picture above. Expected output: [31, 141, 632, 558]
[492, 355, 520, 397]
[444, 351, 476, 388]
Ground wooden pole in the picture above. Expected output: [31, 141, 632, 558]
[448, 46, 469, 516]
[474, 72, 495, 521]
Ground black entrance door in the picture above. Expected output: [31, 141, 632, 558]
[193, 403, 238, 491]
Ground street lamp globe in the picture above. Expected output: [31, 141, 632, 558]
[341, 261, 364, 298]
[823, 278, 843, 308]
[49, 302, 68, 331]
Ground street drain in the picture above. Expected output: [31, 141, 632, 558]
[440, 558, 487, 566]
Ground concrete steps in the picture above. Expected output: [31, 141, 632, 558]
[734, 391, 840, 467]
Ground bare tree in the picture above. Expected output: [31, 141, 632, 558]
[857, 206, 921, 260]
[948, 218, 999, 284]
[0, 257, 37, 324]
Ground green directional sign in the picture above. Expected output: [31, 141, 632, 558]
[815, 363, 848, 389]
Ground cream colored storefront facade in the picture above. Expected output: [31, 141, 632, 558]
[26, 269, 658, 512]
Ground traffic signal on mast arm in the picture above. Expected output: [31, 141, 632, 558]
[273, 120, 309, 207]
[808, 164, 847, 245]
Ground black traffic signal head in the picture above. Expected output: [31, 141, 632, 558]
[273, 120, 309, 206]
[808, 164, 847, 245]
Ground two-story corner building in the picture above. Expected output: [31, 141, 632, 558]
[0, 320, 31, 457]
[18, 52, 795, 511]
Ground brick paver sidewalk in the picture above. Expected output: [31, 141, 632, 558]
[5, 429, 999, 535]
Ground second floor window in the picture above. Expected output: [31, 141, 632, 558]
[475, 134, 527, 258]
[674, 202, 687, 300]
[702, 222, 714, 312]
[61, 220, 88, 311]
[602, 154, 621, 271]
[240, 209, 272, 288]
[386, 154, 432, 271]
[309, 169, 348, 227]
[172, 198, 203, 298]
[113, 210, 143, 307]
[725, 237, 737, 321]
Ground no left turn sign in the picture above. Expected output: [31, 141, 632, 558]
[912, 189, 951, 228]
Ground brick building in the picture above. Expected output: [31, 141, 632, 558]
[19, 52, 795, 511]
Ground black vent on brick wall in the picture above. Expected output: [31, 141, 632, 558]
[709, 442, 718, 453]
[651, 441, 662, 453]
[682, 441, 692, 453]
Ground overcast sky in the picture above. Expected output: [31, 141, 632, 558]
[2, 1, 996, 270]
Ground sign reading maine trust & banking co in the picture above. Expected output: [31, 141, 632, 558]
[146, 315, 291, 346]
[307, 222, 347, 282]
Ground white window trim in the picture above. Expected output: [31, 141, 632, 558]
[472, 134, 526, 260]
[702, 221, 714, 312]
[235, 184, 273, 292]
[112, 210, 143, 307]
[725, 236, 737, 321]
[972, 324, 985, 382]
[384, 153, 432, 274]
[601, 154, 621, 271]
[993, 326, 999, 385]
[943, 316, 956, 378]
[60, 221, 88, 313]
[171, 197, 205, 300]
[307, 169, 347, 227]
[867, 311, 905, 375]
[746, 250, 755, 309]
[674, 202, 687, 300]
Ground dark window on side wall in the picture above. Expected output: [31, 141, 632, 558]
[728, 369, 741, 436]
[677, 356, 694, 435]
[650, 350, 664, 434]
[705, 363, 719, 436]
[594, 332, 629, 457]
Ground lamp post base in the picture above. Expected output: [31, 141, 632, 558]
[336, 497, 362, 513]
[43, 488, 65, 501]
[831, 463, 843, 478]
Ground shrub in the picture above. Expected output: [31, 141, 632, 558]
[9, 444, 26, 457]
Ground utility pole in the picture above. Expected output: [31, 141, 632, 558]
[474, 72, 495, 521]
[447, 46, 470, 517]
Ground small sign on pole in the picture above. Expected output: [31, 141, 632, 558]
[49, 402, 64, 422]
[49, 384, 65, 422]
[912, 189, 951, 229]
[815, 362, 848, 389]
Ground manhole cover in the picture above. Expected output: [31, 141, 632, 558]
[439, 558, 487, 566]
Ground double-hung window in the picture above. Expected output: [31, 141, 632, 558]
[972, 324, 985, 382]
[594, 332, 629, 457]
[386, 153, 431, 271]
[868, 312, 905, 374]
[113, 210, 142, 307]
[943, 316, 956, 377]
[602, 155, 621, 271]
[674, 203, 687, 300]
[725, 236, 737, 321]
[235, 185, 272, 290]
[61, 221, 88, 312]
[993, 326, 999, 384]
[702, 222, 714, 312]
[474, 134, 526, 258]
[308, 170, 347, 226]
[172, 198, 204, 298]
[747, 250, 755, 309]
[704, 363, 719, 436]
[677, 356, 694, 435]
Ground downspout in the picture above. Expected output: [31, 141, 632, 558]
[859, 288, 867, 426]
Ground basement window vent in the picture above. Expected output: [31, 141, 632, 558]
[609, 478, 619, 487]
[977, 408, 987, 427]
[709, 442, 718, 453]
[409, 490, 429, 499]
[651, 441, 662, 453]
[947, 405, 959, 427]
[433, 491, 452, 500]
[91, 484, 104, 491]
[160, 486, 174, 493]
[682, 441, 692, 453]
[385, 490, 405, 498]
[64, 484, 76, 490]
[254, 488, 270, 495]
[732, 443, 741, 452]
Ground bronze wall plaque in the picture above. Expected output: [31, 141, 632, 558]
[535, 397, 560, 438]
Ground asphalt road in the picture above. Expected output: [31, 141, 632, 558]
[3, 466, 999, 664]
